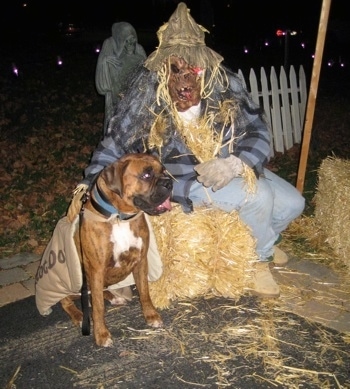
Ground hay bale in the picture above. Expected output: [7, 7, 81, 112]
[314, 156, 350, 270]
[149, 204, 257, 308]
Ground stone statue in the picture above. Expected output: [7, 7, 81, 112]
[95, 22, 147, 135]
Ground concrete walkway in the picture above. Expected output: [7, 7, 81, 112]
[272, 257, 350, 333]
[0, 253, 40, 307]
[1, 252, 350, 334]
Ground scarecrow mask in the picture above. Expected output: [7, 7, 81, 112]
[167, 56, 203, 112]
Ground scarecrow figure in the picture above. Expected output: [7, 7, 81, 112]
[70, 2, 305, 298]
[95, 22, 147, 135]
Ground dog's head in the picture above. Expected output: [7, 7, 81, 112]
[100, 153, 173, 216]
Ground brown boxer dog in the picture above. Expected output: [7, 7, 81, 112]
[60, 153, 173, 347]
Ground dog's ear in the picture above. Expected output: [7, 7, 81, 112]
[101, 160, 129, 197]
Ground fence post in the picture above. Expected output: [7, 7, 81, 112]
[270, 66, 284, 153]
[260, 67, 274, 157]
[290, 65, 302, 144]
[280, 66, 294, 150]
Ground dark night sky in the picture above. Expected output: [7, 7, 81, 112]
[1, 0, 348, 36]
[1, 0, 349, 66]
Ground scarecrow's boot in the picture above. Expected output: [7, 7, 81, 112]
[272, 246, 289, 266]
[250, 262, 280, 298]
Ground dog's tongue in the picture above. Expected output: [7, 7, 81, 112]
[156, 197, 172, 212]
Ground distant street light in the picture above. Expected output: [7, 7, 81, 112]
[276, 29, 298, 71]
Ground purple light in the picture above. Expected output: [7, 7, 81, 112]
[12, 64, 19, 77]
[57, 56, 63, 66]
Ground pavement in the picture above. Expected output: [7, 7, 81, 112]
[272, 256, 350, 334]
[1, 251, 350, 334]
[1, 252, 350, 388]
[0, 252, 39, 308]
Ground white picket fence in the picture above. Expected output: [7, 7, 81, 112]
[237, 65, 307, 156]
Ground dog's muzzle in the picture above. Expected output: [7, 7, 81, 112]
[134, 175, 173, 216]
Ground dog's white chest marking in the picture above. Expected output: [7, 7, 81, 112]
[110, 223, 142, 266]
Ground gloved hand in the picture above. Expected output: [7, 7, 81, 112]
[194, 155, 244, 191]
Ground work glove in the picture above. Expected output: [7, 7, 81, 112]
[194, 155, 244, 192]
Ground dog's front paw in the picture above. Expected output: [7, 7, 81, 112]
[102, 337, 114, 348]
[146, 312, 163, 328]
[95, 329, 114, 347]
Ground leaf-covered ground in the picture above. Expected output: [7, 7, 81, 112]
[0, 38, 105, 256]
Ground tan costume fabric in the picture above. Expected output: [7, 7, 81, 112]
[35, 216, 81, 316]
[35, 196, 163, 316]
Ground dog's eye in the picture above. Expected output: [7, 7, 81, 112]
[142, 173, 152, 180]
[140, 168, 154, 181]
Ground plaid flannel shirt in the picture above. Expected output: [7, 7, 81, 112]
[83, 66, 271, 212]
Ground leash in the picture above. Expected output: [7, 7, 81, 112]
[79, 190, 91, 336]
[77, 173, 102, 336]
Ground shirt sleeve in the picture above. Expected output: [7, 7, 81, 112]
[83, 68, 157, 185]
[83, 135, 123, 184]
[227, 72, 272, 176]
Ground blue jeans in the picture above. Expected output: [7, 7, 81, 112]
[189, 169, 305, 260]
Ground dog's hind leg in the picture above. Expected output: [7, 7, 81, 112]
[60, 296, 83, 327]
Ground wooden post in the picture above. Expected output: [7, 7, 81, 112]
[296, 0, 332, 192]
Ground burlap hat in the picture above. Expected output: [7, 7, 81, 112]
[144, 2, 223, 71]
